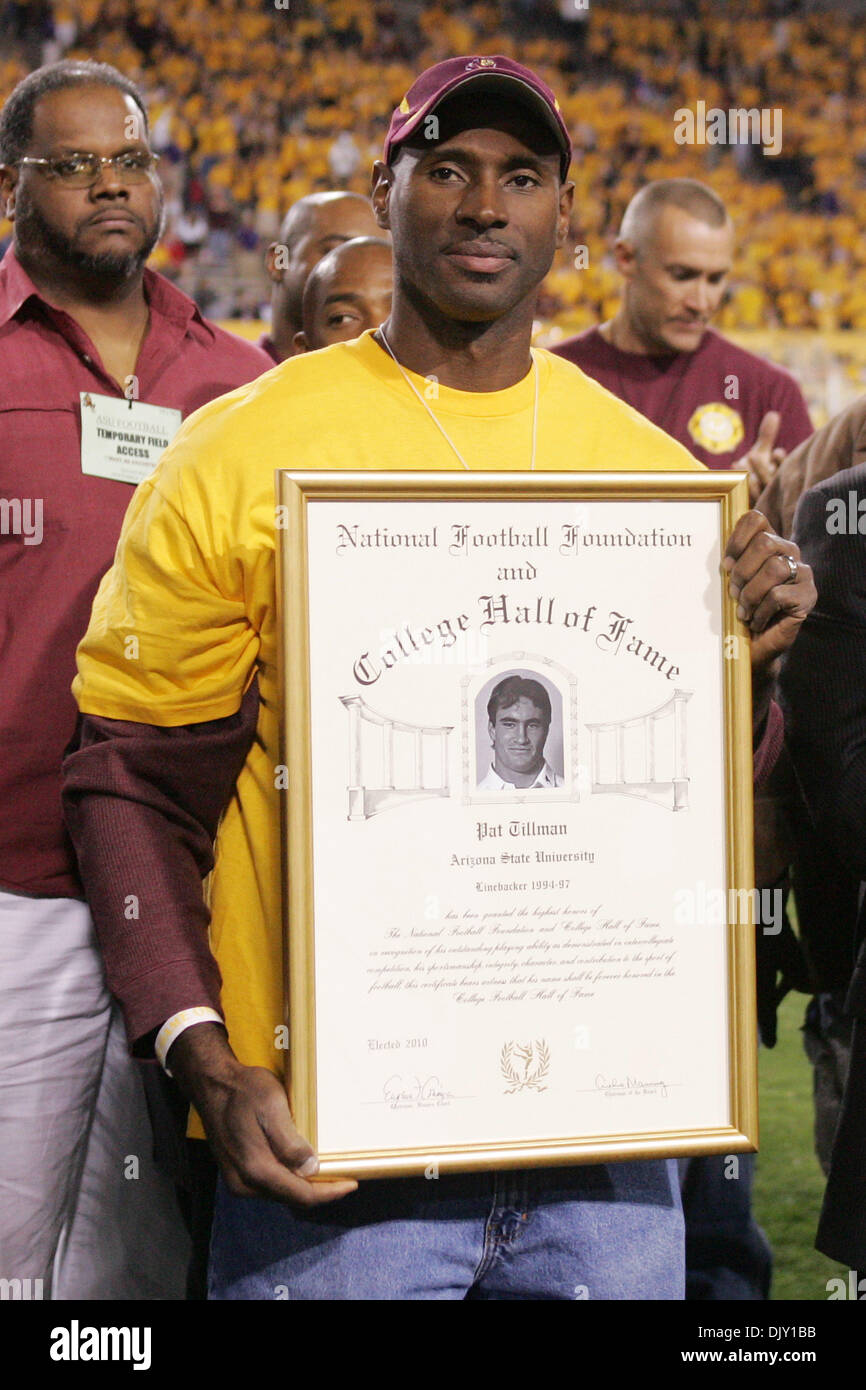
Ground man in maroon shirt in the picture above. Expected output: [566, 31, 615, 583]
[554, 177, 813, 1302]
[260, 191, 382, 363]
[554, 179, 813, 501]
[0, 59, 270, 1298]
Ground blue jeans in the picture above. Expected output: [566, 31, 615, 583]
[208, 1159, 684, 1300]
[678, 1153, 772, 1300]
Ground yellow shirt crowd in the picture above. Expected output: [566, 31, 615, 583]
[2, 0, 865, 330]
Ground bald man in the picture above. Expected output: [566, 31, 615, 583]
[293, 236, 392, 353]
[556, 176, 814, 1303]
[262, 192, 382, 362]
[554, 179, 812, 501]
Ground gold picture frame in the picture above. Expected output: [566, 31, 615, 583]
[276, 470, 756, 1180]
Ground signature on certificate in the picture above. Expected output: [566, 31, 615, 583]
[382, 1075, 455, 1109]
[594, 1073, 670, 1099]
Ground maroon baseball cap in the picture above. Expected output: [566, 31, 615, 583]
[384, 55, 572, 180]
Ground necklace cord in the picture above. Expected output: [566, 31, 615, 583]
[377, 327, 539, 472]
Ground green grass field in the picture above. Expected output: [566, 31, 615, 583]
[753, 991, 850, 1300]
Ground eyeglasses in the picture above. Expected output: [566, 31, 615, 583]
[16, 151, 160, 187]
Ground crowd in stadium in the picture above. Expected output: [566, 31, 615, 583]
[3, 0, 866, 330]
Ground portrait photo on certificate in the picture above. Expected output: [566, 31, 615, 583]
[277, 471, 757, 1179]
[473, 668, 567, 794]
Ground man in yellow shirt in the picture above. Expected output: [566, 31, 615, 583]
[64, 56, 814, 1300]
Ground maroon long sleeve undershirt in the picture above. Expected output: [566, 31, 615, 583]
[754, 698, 783, 791]
[61, 680, 259, 1053]
[62, 680, 782, 1056]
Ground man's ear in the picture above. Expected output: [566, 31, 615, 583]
[613, 237, 638, 280]
[488, 719, 495, 746]
[293, 329, 309, 353]
[0, 164, 19, 220]
[555, 179, 575, 247]
[265, 241, 287, 285]
[371, 160, 394, 231]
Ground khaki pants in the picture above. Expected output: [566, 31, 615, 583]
[0, 889, 189, 1299]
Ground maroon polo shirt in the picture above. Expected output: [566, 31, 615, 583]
[553, 327, 813, 469]
[0, 247, 272, 899]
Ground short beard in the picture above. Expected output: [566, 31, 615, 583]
[14, 190, 162, 288]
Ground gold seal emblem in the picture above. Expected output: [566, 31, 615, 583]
[500, 1039, 550, 1093]
[686, 402, 745, 455]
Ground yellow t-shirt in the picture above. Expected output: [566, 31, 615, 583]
[73, 329, 701, 1119]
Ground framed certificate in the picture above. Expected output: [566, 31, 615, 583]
[276, 471, 757, 1179]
